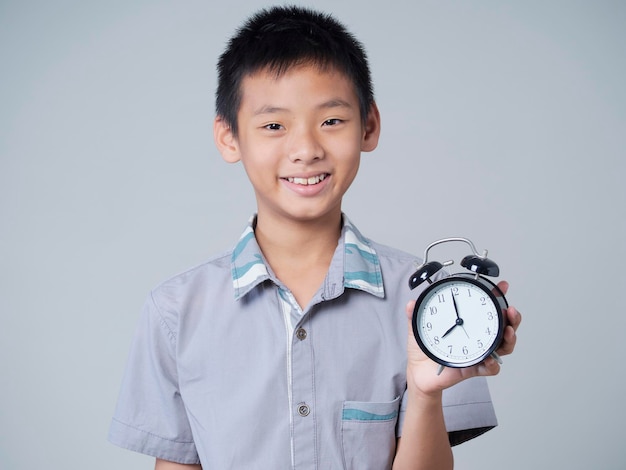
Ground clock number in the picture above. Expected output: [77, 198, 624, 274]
[487, 311, 494, 320]
[462, 346, 469, 355]
[477, 339, 484, 349]
[452, 287, 459, 296]
[467, 288, 472, 297]
[437, 294, 446, 303]
[485, 327, 492, 336]
[426, 322, 433, 331]
[480, 296, 487, 306]
[429, 306, 438, 315]
[448, 345, 453, 354]
[433, 336, 440, 345]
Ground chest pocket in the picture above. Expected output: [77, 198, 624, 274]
[341, 396, 401, 470]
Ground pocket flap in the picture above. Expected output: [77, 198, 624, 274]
[342, 396, 400, 422]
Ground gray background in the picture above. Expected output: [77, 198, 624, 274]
[1, 0, 625, 469]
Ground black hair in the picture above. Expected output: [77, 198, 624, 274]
[216, 5, 374, 135]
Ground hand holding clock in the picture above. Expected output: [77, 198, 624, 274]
[405, 280, 522, 397]
[396, 239, 520, 468]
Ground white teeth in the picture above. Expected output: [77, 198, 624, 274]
[287, 174, 327, 185]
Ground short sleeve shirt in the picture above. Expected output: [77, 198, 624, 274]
[108, 215, 497, 469]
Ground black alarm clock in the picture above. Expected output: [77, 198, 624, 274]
[409, 237, 508, 375]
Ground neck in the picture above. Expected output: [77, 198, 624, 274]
[253, 211, 343, 309]
[254, 211, 343, 262]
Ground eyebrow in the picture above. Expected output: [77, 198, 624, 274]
[253, 99, 354, 116]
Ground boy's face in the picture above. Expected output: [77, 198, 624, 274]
[215, 64, 380, 225]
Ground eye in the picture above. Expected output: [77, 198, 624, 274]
[322, 118, 343, 126]
[264, 123, 283, 131]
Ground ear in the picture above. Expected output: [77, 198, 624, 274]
[214, 116, 241, 163]
[361, 102, 381, 153]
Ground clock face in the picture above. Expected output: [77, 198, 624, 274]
[412, 275, 507, 368]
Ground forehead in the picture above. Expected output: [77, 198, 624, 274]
[238, 64, 359, 111]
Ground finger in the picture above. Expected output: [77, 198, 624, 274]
[405, 299, 416, 321]
[498, 307, 521, 356]
[475, 355, 501, 377]
[497, 324, 517, 356]
[496, 280, 509, 296]
[506, 306, 522, 332]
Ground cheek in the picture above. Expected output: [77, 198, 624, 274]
[336, 144, 362, 178]
[238, 140, 276, 170]
[331, 134, 363, 164]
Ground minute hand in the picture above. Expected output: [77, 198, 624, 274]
[451, 289, 470, 339]
[451, 289, 461, 319]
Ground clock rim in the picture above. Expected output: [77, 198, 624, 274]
[411, 273, 508, 368]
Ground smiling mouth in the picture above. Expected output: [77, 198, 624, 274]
[285, 174, 329, 185]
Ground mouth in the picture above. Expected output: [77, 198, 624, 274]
[284, 173, 329, 186]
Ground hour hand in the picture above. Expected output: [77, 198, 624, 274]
[442, 322, 457, 338]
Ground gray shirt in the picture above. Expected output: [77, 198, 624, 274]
[108, 215, 497, 469]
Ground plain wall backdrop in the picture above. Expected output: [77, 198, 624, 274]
[1, 1, 625, 468]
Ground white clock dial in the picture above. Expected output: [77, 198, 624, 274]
[413, 276, 506, 367]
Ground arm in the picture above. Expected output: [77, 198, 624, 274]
[155, 459, 201, 470]
[393, 281, 522, 470]
[393, 387, 453, 470]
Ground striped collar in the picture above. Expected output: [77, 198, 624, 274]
[231, 215, 384, 301]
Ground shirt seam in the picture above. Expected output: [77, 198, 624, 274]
[150, 291, 177, 345]
[111, 417, 194, 444]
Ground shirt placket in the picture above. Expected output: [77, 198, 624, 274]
[279, 287, 317, 469]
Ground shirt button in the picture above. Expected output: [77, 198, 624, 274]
[297, 403, 310, 417]
[295, 328, 307, 341]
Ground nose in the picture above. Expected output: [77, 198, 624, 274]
[287, 126, 324, 164]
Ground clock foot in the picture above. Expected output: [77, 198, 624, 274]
[490, 351, 503, 364]
[437, 365, 445, 375]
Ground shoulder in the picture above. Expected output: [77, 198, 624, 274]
[365, 237, 424, 299]
[342, 217, 422, 295]
[368, 237, 422, 279]
[147, 250, 235, 325]
[343, 216, 421, 269]
[154, 250, 233, 292]
[369, 239, 419, 264]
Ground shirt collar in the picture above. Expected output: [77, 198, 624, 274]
[231, 215, 384, 300]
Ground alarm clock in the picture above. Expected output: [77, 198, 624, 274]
[408, 237, 508, 375]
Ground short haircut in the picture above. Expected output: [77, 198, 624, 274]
[216, 5, 374, 135]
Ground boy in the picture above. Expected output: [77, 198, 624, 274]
[108, 5, 521, 470]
